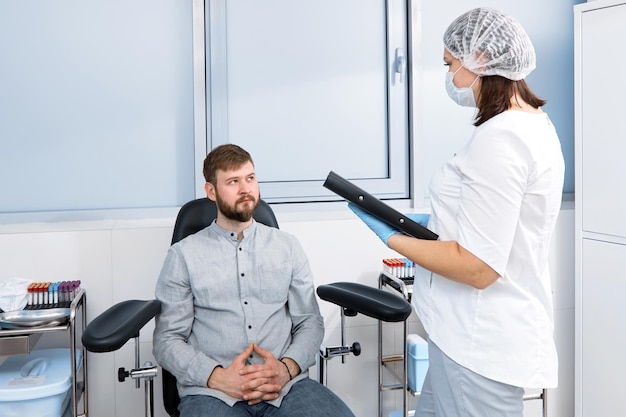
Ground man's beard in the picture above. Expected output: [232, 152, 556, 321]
[215, 192, 260, 223]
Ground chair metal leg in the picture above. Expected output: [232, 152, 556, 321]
[119, 361, 158, 417]
[144, 366, 155, 417]
[318, 307, 361, 386]
[317, 351, 327, 385]
[117, 336, 159, 417]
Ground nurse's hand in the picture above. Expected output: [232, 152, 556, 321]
[348, 203, 400, 246]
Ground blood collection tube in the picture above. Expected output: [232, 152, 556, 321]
[26, 283, 36, 309]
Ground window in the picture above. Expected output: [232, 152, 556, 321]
[0, 0, 414, 223]
[0, 0, 196, 222]
[200, 0, 412, 203]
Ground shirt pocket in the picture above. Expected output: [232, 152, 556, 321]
[189, 262, 239, 308]
[257, 261, 291, 304]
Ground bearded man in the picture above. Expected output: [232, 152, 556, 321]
[153, 144, 355, 417]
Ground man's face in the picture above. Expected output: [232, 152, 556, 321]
[207, 161, 260, 223]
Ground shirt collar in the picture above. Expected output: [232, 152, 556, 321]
[209, 219, 258, 241]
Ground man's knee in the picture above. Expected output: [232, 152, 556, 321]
[282, 378, 355, 417]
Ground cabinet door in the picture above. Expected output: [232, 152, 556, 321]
[580, 239, 626, 416]
[580, 3, 626, 237]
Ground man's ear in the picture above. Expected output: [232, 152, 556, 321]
[205, 182, 217, 202]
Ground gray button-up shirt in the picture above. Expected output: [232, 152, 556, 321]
[153, 220, 324, 407]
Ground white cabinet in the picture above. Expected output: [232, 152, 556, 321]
[575, 1, 626, 416]
[579, 240, 626, 416]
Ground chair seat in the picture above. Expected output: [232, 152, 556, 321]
[82, 299, 161, 353]
[317, 282, 412, 323]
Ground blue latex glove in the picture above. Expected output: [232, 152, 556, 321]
[348, 203, 401, 245]
[404, 213, 430, 227]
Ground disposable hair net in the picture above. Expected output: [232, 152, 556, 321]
[443, 8, 536, 81]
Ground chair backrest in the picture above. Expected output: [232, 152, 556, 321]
[170, 197, 279, 244]
[163, 197, 279, 416]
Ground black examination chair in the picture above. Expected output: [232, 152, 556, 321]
[82, 197, 412, 417]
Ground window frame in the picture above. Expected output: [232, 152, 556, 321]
[194, 0, 415, 205]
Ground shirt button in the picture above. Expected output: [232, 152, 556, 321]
[239, 247, 242, 251]
[241, 273, 245, 277]
[248, 325, 252, 329]
[244, 301, 248, 305]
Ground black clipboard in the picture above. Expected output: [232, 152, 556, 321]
[323, 171, 439, 240]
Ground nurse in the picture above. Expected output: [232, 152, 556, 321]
[349, 7, 564, 417]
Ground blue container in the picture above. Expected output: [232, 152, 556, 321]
[407, 334, 428, 393]
[0, 348, 82, 417]
[389, 410, 415, 417]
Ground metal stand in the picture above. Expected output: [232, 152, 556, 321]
[0, 289, 88, 417]
[378, 272, 412, 417]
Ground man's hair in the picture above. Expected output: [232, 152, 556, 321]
[203, 144, 254, 184]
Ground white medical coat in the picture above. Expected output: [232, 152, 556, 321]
[412, 110, 564, 388]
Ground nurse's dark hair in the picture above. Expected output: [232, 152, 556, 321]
[474, 76, 546, 126]
[203, 144, 254, 184]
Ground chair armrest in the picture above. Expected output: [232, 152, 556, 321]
[82, 299, 161, 352]
[317, 282, 411, 323]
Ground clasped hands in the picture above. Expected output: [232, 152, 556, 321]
[207, 343, 295, 405]
[348, 203, 430, 246]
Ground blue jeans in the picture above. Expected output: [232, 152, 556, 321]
[416, 340, 524, 417]
[178, 378, 355, 417]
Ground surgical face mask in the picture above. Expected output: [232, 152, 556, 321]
[445, 66, 479, 107]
